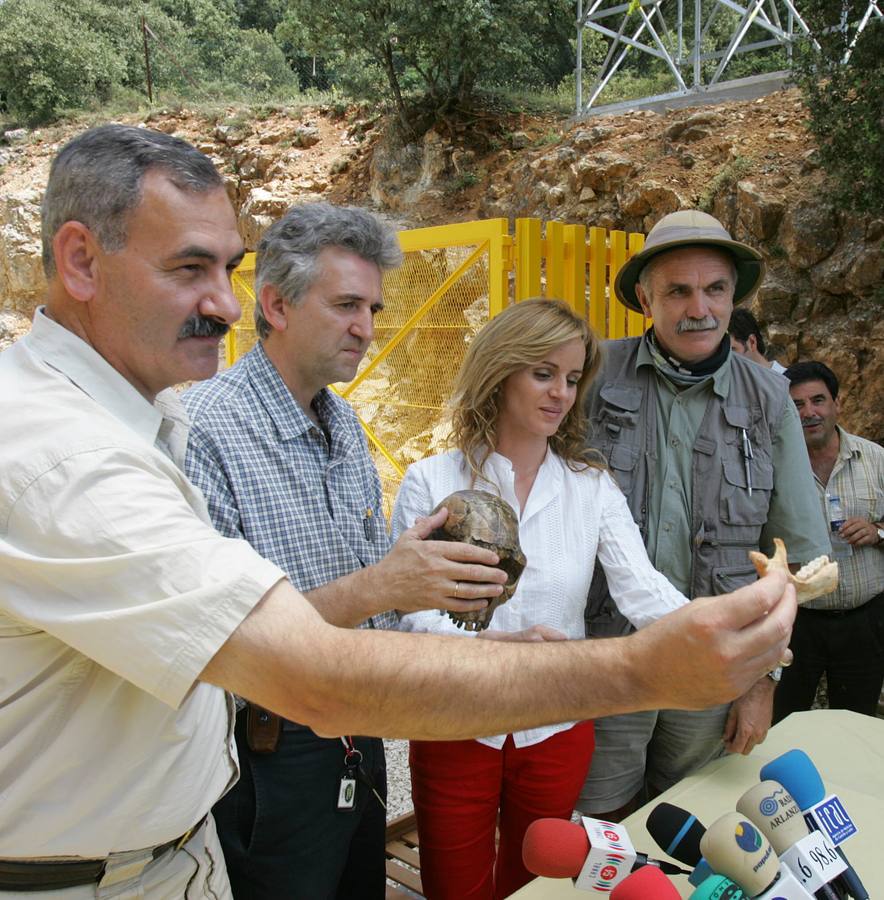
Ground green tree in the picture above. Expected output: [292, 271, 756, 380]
[224, 28, 297, 94]
[278, 0, 578, 134]
[0, 0, 298, 123]
[793, 1, 883, 213]
[0, 0, 125, 122]
[234, 0, 287, 33]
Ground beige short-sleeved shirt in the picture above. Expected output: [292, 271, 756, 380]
[0, 310, 284, 858]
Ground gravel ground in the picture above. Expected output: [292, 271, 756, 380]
[384, 739, 413, 822]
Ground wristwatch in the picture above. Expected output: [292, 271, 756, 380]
[767, 666, 783, 683]
[876, 524, 884, 544]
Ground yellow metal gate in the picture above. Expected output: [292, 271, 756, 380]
[224, 218, 647, 518]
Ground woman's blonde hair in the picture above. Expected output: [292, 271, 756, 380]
[449, 298, 606, 481]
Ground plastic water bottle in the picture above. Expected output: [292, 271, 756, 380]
[826, 493, 853, 559]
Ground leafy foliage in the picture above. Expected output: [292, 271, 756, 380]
[277, 0, 581, 135]
[0, 0, 125, 121]
[0, 0, 296, 124]
[792, 1, 884, 213]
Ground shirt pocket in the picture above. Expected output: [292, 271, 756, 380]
[851, 493, 882, 522]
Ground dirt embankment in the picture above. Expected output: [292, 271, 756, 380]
[1, 92, 881, 440]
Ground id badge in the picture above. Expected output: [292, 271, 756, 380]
[337, 771, 357, 811]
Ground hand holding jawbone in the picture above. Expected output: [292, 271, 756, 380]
[749, 538, 838, 604]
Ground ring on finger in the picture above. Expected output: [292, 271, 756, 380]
[454, 581, 461, 600]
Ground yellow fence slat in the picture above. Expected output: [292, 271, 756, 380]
[588, 226, 608, 338]
[515, 218, 541, 301]
[563, 224, 587, 316]
[609, 230, 628, 340]
[627, 232, 648, 335]
[489, 223, 512, 319]
[544, 220, 566, 301]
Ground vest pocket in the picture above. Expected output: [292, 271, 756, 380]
[711, 564, 759, 595]
[608, 443, 639, 496]
[720, 457, 774, 525]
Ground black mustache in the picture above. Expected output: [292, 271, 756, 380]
[178, 316, 230, 339]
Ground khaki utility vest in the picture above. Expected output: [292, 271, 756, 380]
[584, 337, 790, 638]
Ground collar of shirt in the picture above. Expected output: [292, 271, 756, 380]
[635, 331, 732, 399]
[475, 448, 564, 523]
[835, 425, 862, 464]
[26, 307, 186, 458]
[245, 342, 350, 450]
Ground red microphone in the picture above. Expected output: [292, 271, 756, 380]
[522, 817, 591, 877]
[523, 817, 690, 892]
[611, 866, 682, 899]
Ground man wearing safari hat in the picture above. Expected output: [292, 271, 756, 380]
[577, 210, 830, 821]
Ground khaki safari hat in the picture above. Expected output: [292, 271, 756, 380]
[614, 209, 765, 313]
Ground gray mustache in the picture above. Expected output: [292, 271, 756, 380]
[178, 316, 229, 339]
[676, 315, 720, 334]
[802, 417, 824, 427]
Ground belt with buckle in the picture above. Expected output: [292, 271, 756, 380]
[0, 815, 207, 891]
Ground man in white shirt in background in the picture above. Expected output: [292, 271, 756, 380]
[0, 124, 797, 897]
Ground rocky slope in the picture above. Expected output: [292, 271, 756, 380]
[1, 90, 881, 441]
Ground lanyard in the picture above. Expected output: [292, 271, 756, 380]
[340, 736, 386, 810]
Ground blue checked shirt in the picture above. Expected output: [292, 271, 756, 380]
[182, 342, 397, 632]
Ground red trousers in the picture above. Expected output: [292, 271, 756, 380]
[409, 720, 595, 900]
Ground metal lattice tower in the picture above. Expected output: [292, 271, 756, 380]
[575, 0, 883, 116]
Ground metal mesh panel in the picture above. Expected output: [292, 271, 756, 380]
[226, 254, 257, 368]
[342, 244, 491, 521]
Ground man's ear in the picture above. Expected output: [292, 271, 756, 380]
[635, 283, 653, 319]
[259, 284, 289, 333]
[52, 221, 101, 303]
[747, 334, 759, 353]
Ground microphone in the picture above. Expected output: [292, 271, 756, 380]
[736, 780, 844, 899]
[700, 811, 815, 898]
[689, 874, 750, 899]
[760, 750, 867, 900]
[522, 817, 690, 892]
[647, 802, 706, 867]
[610, 865, 681, 898]
[645, 801, 713, 886]
[690, 860, 716, 887]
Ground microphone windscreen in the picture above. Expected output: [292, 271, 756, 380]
[760, 749, 825, 810]
[610, 865, 680, 899]
[522, 817, 588, 878]
[689, 874, 749, 899]
[647, 802, 706, 866]
[700, 812, 778, 896]
[736, 780, 807, 854]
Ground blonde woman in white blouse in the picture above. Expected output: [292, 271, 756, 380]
[392, 299, 689, 900]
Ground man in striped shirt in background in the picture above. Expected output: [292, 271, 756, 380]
[775, 360, 884, 722]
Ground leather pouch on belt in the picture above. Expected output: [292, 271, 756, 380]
[246, 703, 282, 753]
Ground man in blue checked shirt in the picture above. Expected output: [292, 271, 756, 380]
[182, 203, 508, 900]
